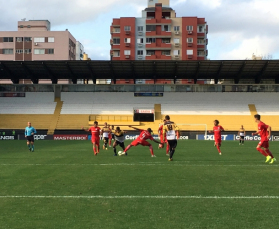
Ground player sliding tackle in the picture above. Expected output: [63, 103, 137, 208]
[208, 120, 224, 155]
[252, 114, 276, 164]
[119, 126, 163, 157]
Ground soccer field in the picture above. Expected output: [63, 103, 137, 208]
[1, 140, 279, 229]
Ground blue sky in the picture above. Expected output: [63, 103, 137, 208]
[1, 0, 279, 60]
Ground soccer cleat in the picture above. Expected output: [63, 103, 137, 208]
[166, 153, 169, 156]
[28, 148, 31, 152]
[151, 155, 156, 157]
[32, 148, 34, 152]
[269, 158, 276, 164]
[265, 156, 271, 163]
[114, 154, 117, 156]
[219, 153, 222, 155]
[168, 158, 173, 161]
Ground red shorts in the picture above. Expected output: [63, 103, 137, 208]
[92, 138, 100, 145]
[258, 141, 269, 148]
[131, 139, 151, 147]
[215, 138, 221, 144]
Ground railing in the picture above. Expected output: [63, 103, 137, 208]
[1, 84, 279, 93]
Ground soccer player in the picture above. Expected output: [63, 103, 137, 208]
[25, 122, 36, 152]
[101, 122, 111, 150]
[163, 115, 180, 161]
[121, 126, 162, 157]
[108, 124, 114, 147]
[238, 125, 246, 145]
[113, 126, 126, 156]
[158, 119, 170, 155]
[208, 120, 224, 155]
[82, 121, 101, 156]
[252, 114, 276, 164]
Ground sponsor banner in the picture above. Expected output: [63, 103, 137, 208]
[235, 135, 272, 141]
[124, 135, 188, 140]
[197, 135, 235, 141]
[0, 135, 16, 140]
[273, 136, 279, 141]
[0, 92, 25, 97]
[18, 135, 53, 140]
[134, 92, 163, 97]
[54, 135, 88, 140]
[134, 109, 154, 114]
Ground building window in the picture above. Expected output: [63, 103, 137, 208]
[34, 49, 45, 54]
[146, 38, 156, 43]
[34, 37, 45, 43]
[24, 49, 32, 54]
[162, 25, 171, 31]
[124, 26, 131, 31]
[187, 50, 193, 55]
[114, 27, 120, 33]
[162, 38, 171, 43]
[173, 50, 180, 55]
[16, 49, 23, 54]
[198, 51, 205, 56]
[197, 39, 205, 44]
[124, 38, 131, 43]
[2, 49, 13, 54]
[113, 51, 120, 57]
[19, 25, 24, 28]
[124, 50, 131, 55]
[146, 25, 156, 31]
[137, 50, 143, 55]
[198, 26, 205, 33]
[174, 38, 180, 44]
[187, 38, 193, 43]
[174, 26, 180, 31]
[162, 50, 170, 56]
[146, 50, 155, 56]
[16, 37, 23, 42]
[3, 37, 13, 42]
[138, 26, 143, 31]
[113, 38, 120, 45]
[24, 37, 32, 42]
[47, 49, 54, 54]
[137, 38, 144, 44]
[187, 26, 193, 31]
[48, 37, 55, 42]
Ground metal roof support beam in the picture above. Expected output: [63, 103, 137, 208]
[21, 62, 37, 84]
[109, 62, 116, 84]
[174, 62, 178, 84]
[255, 61, 269, 84]
[215, 61, 223, 84]
[65, 62, 77, 84]
[0, 62, 16, 83]
[41, 62, 56, 84]
[86, 62, 96, 84]
[194, 62, 200, 84]
[275, 75, 279, 84]
[153, 62, 156, 84]
[234, 61, 246, 84]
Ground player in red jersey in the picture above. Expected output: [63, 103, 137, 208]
[252, 114, 276, 164]
[82, 121, 101, 156]
[158, 119, 169, 155]
[209, 120, 224, 155]
[121, 126, 163, 157]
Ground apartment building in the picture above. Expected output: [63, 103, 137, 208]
[0, 20, 77, 61]
[110, 0, 208, 61]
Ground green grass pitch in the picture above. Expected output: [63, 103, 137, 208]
[1, 140, 279, 229]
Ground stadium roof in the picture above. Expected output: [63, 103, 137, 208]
[0, 60, 279, 84]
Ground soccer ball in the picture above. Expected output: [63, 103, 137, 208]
[118, 151, 123, 156]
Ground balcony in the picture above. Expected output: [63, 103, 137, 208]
[188, 31, 193, 35]
[160, 55, 172, 60]
[146, 18, 157, 24]
[138, 43, 143, 48]
[174, 55, 180, 60]
[125, 43, 131, 47]
[187, 43, 193, 47]
[161, 18, 172, 24]
[161, 43, 171, 48]
[197, 44, 205, 49]
[146, 43, 157, 48]
[174, 43, 179, 48]
[197, 56, 205, 60]
[187, 55, 193, 59]
[112, 56, 120, 60]
[197, 32, 206, 37]
[146, 31, 157, 36]
[161, 31, 172, 37]
[146, 55, 157, 60]
[125, 31, 131, 35]
[125, 55, 130, 59]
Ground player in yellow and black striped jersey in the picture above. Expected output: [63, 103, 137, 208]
[163, 115, 180, 161]
[113, 127, 126, 156]
[101, 122, 111, 150]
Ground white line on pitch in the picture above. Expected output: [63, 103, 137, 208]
[0, 163, 278, 167]
[0, 195, 279, 199]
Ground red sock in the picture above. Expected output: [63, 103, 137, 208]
[124, 144, 132, 153]
[149, 146, 154, 155]
[257, 148, 268, 157]
[166, 144, 169, 154]
[216, 145, 221, 153]
[265, 149, 274, 159]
